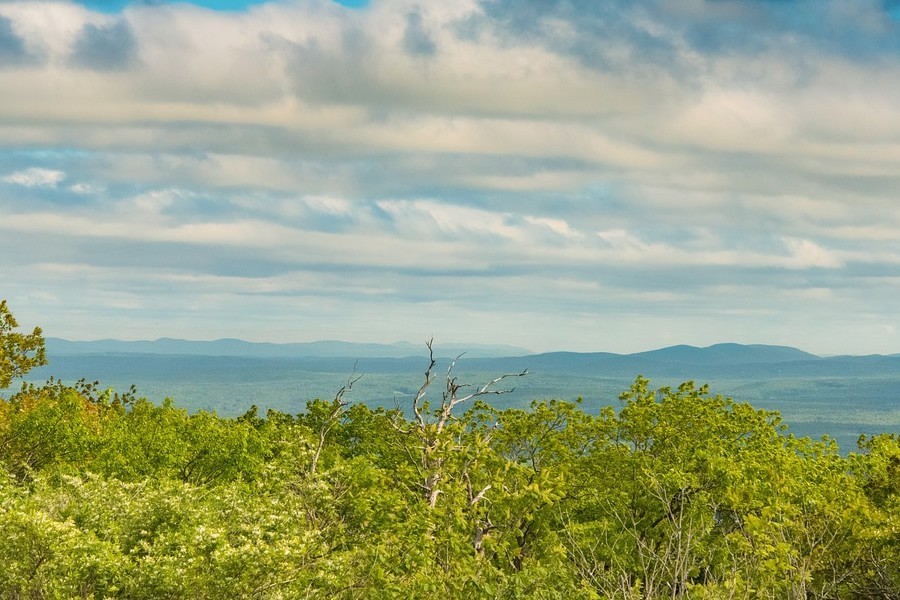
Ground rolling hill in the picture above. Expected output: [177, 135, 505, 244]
[15, 339, 899, 453]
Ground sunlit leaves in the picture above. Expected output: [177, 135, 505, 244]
[0, 368, 896, 597]
[0, 300, 47, 389]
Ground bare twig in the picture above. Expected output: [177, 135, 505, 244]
[309, 362, 362, 475]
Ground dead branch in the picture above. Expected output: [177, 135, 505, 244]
[310, 362, 362, 475]
[411, 338, 437, 429]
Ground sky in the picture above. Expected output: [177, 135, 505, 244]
[1, 0, 900, 355]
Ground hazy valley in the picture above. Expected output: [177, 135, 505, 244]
[22, 338, 900, 453]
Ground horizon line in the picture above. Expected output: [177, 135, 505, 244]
[42, 336, 892, 358]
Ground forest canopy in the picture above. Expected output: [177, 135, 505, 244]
[0, 302, 897, 599]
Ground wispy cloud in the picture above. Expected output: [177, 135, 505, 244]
[3, 167, 66, 188]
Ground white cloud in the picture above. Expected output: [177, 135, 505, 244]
[303, 195, 354, 216]
[523, 216, 583, 239]
[130, 188, 182, 213]
[782, 237, 844, 269]
[376, 199, 526, 240]
[69, 182, 100, 194]
[3, 167, 66, 188]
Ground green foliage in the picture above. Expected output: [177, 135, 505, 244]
[846, 434, 900, 597]
[0, 311, 895, 599]
[0, 379, 109, 479]
[0, 300, 47, 389]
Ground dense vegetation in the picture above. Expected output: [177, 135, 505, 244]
[1, 302, 898, 599]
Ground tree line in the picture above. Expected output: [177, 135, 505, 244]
[0, 300, 898, 598]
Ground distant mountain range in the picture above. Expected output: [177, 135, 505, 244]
[21, 339, 900, 453]
[479, 345, 900, 379]
[43, 338, 900, 379]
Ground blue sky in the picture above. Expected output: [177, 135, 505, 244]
[2, 0, 900, 355]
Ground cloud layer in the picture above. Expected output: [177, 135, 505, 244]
[2, 0, 899, 354]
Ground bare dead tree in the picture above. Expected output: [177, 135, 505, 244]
[397, 338, 527, 508]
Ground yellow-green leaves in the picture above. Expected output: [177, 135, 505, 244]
[0, 300, 47, 389]
[0, 371, 897, 598]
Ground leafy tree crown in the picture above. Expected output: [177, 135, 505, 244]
[0, 300, 47, 389]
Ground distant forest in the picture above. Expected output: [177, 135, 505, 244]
[0, 301, 898, 598]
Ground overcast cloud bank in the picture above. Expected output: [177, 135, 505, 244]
[2, 0, 899, 354]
